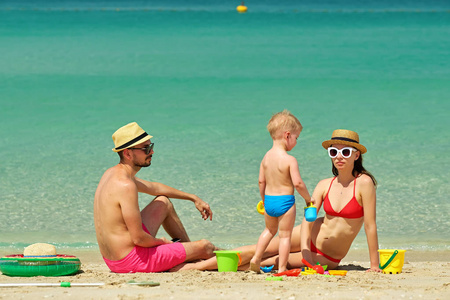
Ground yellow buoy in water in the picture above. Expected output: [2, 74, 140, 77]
[236, 2, 248, 13]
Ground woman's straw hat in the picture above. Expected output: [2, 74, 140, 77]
[23, 243, 57, 257]
[322, 129, 367, 154]
[112, 122, 152, 152]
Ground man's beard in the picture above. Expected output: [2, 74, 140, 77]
[133, 156, 151, 168]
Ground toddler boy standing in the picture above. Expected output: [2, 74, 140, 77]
[249, 110, 313, 273]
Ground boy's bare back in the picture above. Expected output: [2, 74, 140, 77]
[260, 109, 312, 205]
[261, 148, 298, 196]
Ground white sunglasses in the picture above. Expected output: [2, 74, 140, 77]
[327, 147, 358, 158]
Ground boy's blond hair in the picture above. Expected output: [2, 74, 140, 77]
[267, 109, 303, 139]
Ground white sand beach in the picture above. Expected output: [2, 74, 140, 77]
[1, 250, 449, 300]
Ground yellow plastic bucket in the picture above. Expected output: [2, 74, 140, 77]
[378, 249, 406, 274]
[214, 251, 242, 272]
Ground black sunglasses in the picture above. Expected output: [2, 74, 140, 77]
[129, 143, 154, 155]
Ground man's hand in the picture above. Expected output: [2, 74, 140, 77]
[194, 198, 213, 221]
[160, 237, 173, 244]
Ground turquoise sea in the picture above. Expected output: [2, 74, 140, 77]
[1, 0, 449, 254]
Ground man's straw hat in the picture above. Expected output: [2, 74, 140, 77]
[322, 129, 367, 154]
[112, 122, 152, 152]
[23, 243, 57, 257]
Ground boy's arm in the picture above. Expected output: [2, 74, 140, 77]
[258, 161, 266, 201]
[288, 156, 312, 204]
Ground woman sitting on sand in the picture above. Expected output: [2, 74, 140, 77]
[175, 129, 381, 272]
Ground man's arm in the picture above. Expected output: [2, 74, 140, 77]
[135, 178, 213, 221]
[118, 179, 170, 247]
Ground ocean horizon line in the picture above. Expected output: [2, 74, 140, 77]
[1, 7, 450, 13]
[1, 238, 449, 253]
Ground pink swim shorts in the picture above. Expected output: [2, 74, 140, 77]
[103, 224, 186, 273]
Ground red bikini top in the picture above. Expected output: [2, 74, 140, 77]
[323, 177, 364, 219]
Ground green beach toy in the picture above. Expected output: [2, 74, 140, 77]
[214, 250, 242, 272]
[127, 280, 160, 287]
[0, 254, 81, 277]
[0, 282, 104, 287]
[265, 276, 283, 281]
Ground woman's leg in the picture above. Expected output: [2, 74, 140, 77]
[173, 224, 304, 271]
[172, 243, 257, 271]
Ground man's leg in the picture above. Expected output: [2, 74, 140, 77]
[182, 239, 215, 262]
[141, 196, 190, 242]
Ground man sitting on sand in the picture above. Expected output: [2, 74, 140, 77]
[94, 122, 216, 273]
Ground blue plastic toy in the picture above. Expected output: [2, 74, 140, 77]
[260, 265, 274, 273]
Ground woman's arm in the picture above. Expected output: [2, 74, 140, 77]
[300, 218, 314, 264]
[360, 175, 381, 272]
[300, 179, 326, 264]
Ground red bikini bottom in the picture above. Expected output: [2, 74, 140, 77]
[310, 241, 341, 263]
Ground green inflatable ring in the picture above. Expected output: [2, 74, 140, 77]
[0, 254, 81, 277]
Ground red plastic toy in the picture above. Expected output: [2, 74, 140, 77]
[273, 268, 302, 277]
[302, 259, 324, 274]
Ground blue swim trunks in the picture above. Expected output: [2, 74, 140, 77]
[264, 195, 296, 217]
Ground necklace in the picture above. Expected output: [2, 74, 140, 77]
[337, 178, 354, 195]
